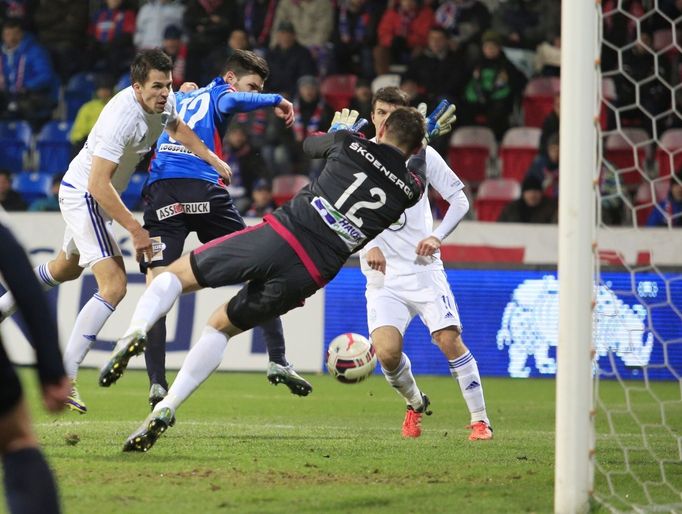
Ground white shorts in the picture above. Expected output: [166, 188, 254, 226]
[365, 269, 461, 337]
[59, 184, 122, 268]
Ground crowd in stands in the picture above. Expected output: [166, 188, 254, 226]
[0, 0, 681, 227]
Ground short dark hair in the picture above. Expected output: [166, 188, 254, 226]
[223, 49, 269, 80]
[372, 87, 409, 111]
[2, 17, 23, 31]
[130, 49, 173, 86]
[383, 107, 425, 154]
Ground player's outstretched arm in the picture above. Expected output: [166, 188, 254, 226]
[165, 118, 233, 183]
[88, 156, 154, 263]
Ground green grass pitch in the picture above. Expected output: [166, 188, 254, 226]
[5, 368, 681, 513]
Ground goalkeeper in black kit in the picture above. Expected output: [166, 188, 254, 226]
[97, 105, 432, 452]
[0, 222, 70, 514]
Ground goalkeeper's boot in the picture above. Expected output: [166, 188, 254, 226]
[266, 362, 312, 396]
[466, 421, 493, 441]
[402, 394, 432, 438]
[99, 330, 147, 387]
[123, 407, 175, 453]
[66, 381, 87, 414]
[148, 384, 168, 410]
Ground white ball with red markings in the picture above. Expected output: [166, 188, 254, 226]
[326, 333, 377, 384]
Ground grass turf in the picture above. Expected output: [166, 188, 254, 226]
[5, 369, 681, 513]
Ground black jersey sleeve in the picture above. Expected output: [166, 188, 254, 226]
[405, 148, 427, 206]
[0, 223, 65, 385]
[302, 131, 346, 159]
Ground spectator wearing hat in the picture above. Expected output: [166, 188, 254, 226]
[647, 171, 682, 227]
[244, 178, 276, 217]
[134, 0, 185, 50]
[0, 18, 57, 129]
[374, 0, 434, 75]
[270, 0, 334, 52]
[70, 73, 115, 156]
[87, 0, 137, 76]
[459, 29, 526, 140]
[265, 22, 317, 98]
[498, 175, 557, 223]
[0, 170, 26, 212]
[161, 25, 188, 89]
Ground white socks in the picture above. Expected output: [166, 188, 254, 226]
[382, 353, 424, 410]
[125, 272, 183, 337]
[0, 263, 59, 320]
[449, 351, 489, 424]
[63, 293, 115, 379]
[155, 326, 228, 414]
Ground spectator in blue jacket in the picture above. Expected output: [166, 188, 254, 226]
[647, 170, 682, 227]
[0, 18, 57, 129]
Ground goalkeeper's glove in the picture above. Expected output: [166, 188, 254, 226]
[328, 108, 369, 133]
[418, 100, 457, 144]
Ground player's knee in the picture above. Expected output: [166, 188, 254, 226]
[51, 262, 82, 282]
[98, 280, 127, 306]
[375, 343, 402, 371]
[0, 432, 38, 455]
[432, 327, 466, 355]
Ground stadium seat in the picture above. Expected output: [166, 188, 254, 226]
[0, 120, 32, 173]
[604, 128, 650, 188]
[65, 72, 96, 120]
[499, 127, 541, 182]
[115, 72, 132, 93]
[474, 178, 521, 221]
[371, 73, 401, 93]
[655, 128, 682, 177]
[36, 120, 73, 174]
[121, 172, 147, 210]
[272, 174, 310, 206]
[320, 74, 358, 111]
[12, 172, 53, 203]
[448, 126, 496, 185]
[522, 77, 560, 127]
[633, 179, 670, 226]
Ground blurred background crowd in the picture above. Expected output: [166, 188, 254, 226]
[0, 0, 680, 227]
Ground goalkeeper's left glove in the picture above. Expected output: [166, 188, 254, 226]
[418, 100, 457, 144]
[328, 108, 369, 133]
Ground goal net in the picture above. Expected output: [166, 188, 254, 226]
[587, 1, 682, 512]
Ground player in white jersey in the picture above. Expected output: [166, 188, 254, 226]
[360, 87, 492, 440]
[0, 49, 232, 414]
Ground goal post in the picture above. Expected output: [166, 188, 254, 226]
[554, 1, 598, 513]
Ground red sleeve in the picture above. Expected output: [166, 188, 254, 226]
[408, 7, 434, 48]
[123, 10, 136, 34]
[377, 10, 398, 47]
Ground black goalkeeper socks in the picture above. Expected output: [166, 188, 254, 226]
[3, 447, 60, 514]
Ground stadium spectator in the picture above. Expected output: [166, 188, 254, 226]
[70, 73, 115, 155]
[270, 0, 334, 53]
[374, 0, 434, 75]
[534, 33, 561, 77]
[0, 170, 26, 211]
[243, 178, 275, 217]
[33, 0, 88, 83]
[459, 29, 526, 140]
[539, 94, 559, 157]
[0, 221, 70, 514]
[265, 22, 317, 98]
[239, 0, 278, 51]
[404, 26, 465, 105]
[647, 170, 682, 227]
[498, 174, 557, 223]
[202, 28, 250, 86]
[490, 0, 558, 50]
[330, 0, 379, 78]
[134, 0, 185, 50]
[348, 78, 373, 137]
[87, 0, 136, 76]
[526, 133, 559, 198]
[0, 0, 33, 28]
[434, 0, 490, 58]
[28, 174, 62, 212]
[223, 125, 270, 212]
[183, 0, 239, 83]
[161, 25, 187, 89]
[0, 18, 57, 129]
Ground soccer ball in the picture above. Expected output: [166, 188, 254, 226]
[326, 333, 377, 384]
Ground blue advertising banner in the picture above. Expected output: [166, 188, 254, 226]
[324, 267, 682, 381]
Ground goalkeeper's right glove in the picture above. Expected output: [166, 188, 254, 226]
[418, 100, 457, 144]
[328, 108, 369, 133]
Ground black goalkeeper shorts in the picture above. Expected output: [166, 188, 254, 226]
[0, 340, 22, 416]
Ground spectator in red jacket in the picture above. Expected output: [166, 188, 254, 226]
[374, 0, 434, 75]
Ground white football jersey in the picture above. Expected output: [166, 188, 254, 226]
[63, 87, 178, 193]
[360, 145, 464, 276]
